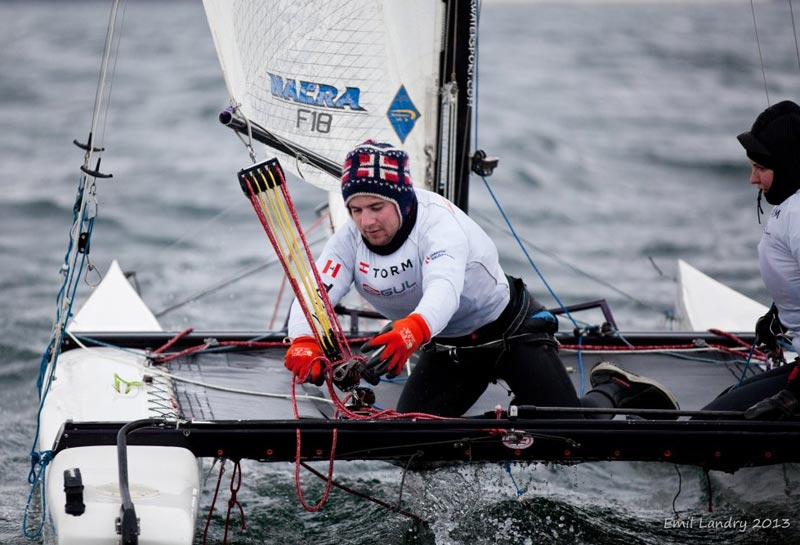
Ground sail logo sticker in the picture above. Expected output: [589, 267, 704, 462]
[386, 86, 420, 143]
[268, 73, 365, 111]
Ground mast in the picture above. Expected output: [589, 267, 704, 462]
[437, 0, 479, 213]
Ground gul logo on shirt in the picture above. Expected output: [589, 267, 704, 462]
[362, 281, 417, 297]
[424, 249, 451, 264]
[322, 260, 341, 278]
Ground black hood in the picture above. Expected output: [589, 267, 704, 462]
[737, 100, 800, 205]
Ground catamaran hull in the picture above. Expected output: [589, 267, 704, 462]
[36, 262, 800, 543]
[36, 260, 202, 544]
[45, 446, 199, 545]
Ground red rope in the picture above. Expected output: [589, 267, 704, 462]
[200, 458, 247, 544]
[559, 341, 767, 362]
[276, 171, 353, 362]
[151, 337, 766, 364]
[148, 337, 374, 364]
[152, 327, 194, 354]
[243, 173, 354, 366]
[708, 328, 768, 359]
[201, 459, 226, 545]
[289, 362, 453, 513]
[222, 460, 247, 543]
[152, 342, 214, 364]
[708, 343, 768, 362]
[562, 342, 698, 351]
[291, 374, 338, 512]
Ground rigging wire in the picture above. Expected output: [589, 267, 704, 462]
[82, 0, 126, 156]
[96, 0, 127, 152]
[752, 0, 800, 99]
[790, 0, 800, 73]
[469, 2, 576, 329]
[470, 0, 591, 392]
[153, 231, 327, 318]
[138, 202, 241, 272]
[25, 2, 129, 540]
[750, 0, 771, 105]
[473, 209, 668, 316]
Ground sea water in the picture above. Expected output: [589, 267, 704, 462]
[1, 0, 799, 543]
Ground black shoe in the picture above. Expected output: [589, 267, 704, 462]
[590, 361, 680, 419]
[744, 389, 799, 420]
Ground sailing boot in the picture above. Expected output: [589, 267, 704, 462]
[744, 389, 799, 420]
[589, 361, 680, 420]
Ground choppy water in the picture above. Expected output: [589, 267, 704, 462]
[2, 0, 800, 543]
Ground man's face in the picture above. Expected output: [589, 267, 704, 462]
[348, 195, 401, 246]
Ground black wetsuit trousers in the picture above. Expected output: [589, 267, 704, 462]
[395, 278, 589, 417]
[395, 333, 582, 417]
[699, 359, 799, 413]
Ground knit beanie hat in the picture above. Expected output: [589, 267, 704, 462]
[737, 100, 800, 205]
[341, 140, 417, 226]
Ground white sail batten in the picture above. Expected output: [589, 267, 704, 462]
[203, 0, 445, 195]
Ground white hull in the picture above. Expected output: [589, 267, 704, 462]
[39, 262, 201, 544]
[46, 446, 199, 545]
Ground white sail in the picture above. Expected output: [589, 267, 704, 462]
[203, 0, 445, 194]
[675, 259, 769, 332]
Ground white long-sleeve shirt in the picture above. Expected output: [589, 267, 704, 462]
[287, 188, 509, 339]
[758, 190, 800, 352]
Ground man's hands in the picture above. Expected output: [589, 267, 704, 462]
[361, 314, 431, 379]
[284, 336, 325, 385]
[288, 313, 431, 384]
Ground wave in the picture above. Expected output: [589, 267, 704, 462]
[0, 197, 72, 218]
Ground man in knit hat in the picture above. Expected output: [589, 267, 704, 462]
[284, 140, 679, 417]
[699, 100, 800, 419]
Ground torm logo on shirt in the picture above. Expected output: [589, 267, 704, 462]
[268, 73, 365, 111]
[367, 259, 413, 278]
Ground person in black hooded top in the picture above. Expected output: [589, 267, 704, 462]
[699, 100, 800, 419]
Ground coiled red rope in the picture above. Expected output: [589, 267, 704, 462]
[289, 360, 451, 515]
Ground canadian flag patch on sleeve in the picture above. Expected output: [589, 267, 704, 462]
[322, 260, 341, 277]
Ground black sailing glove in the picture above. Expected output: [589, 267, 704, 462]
[755, 303, 789, 353]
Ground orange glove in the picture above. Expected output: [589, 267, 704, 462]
[284, 336, 325, 385]
[361, 314, 431, 379]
